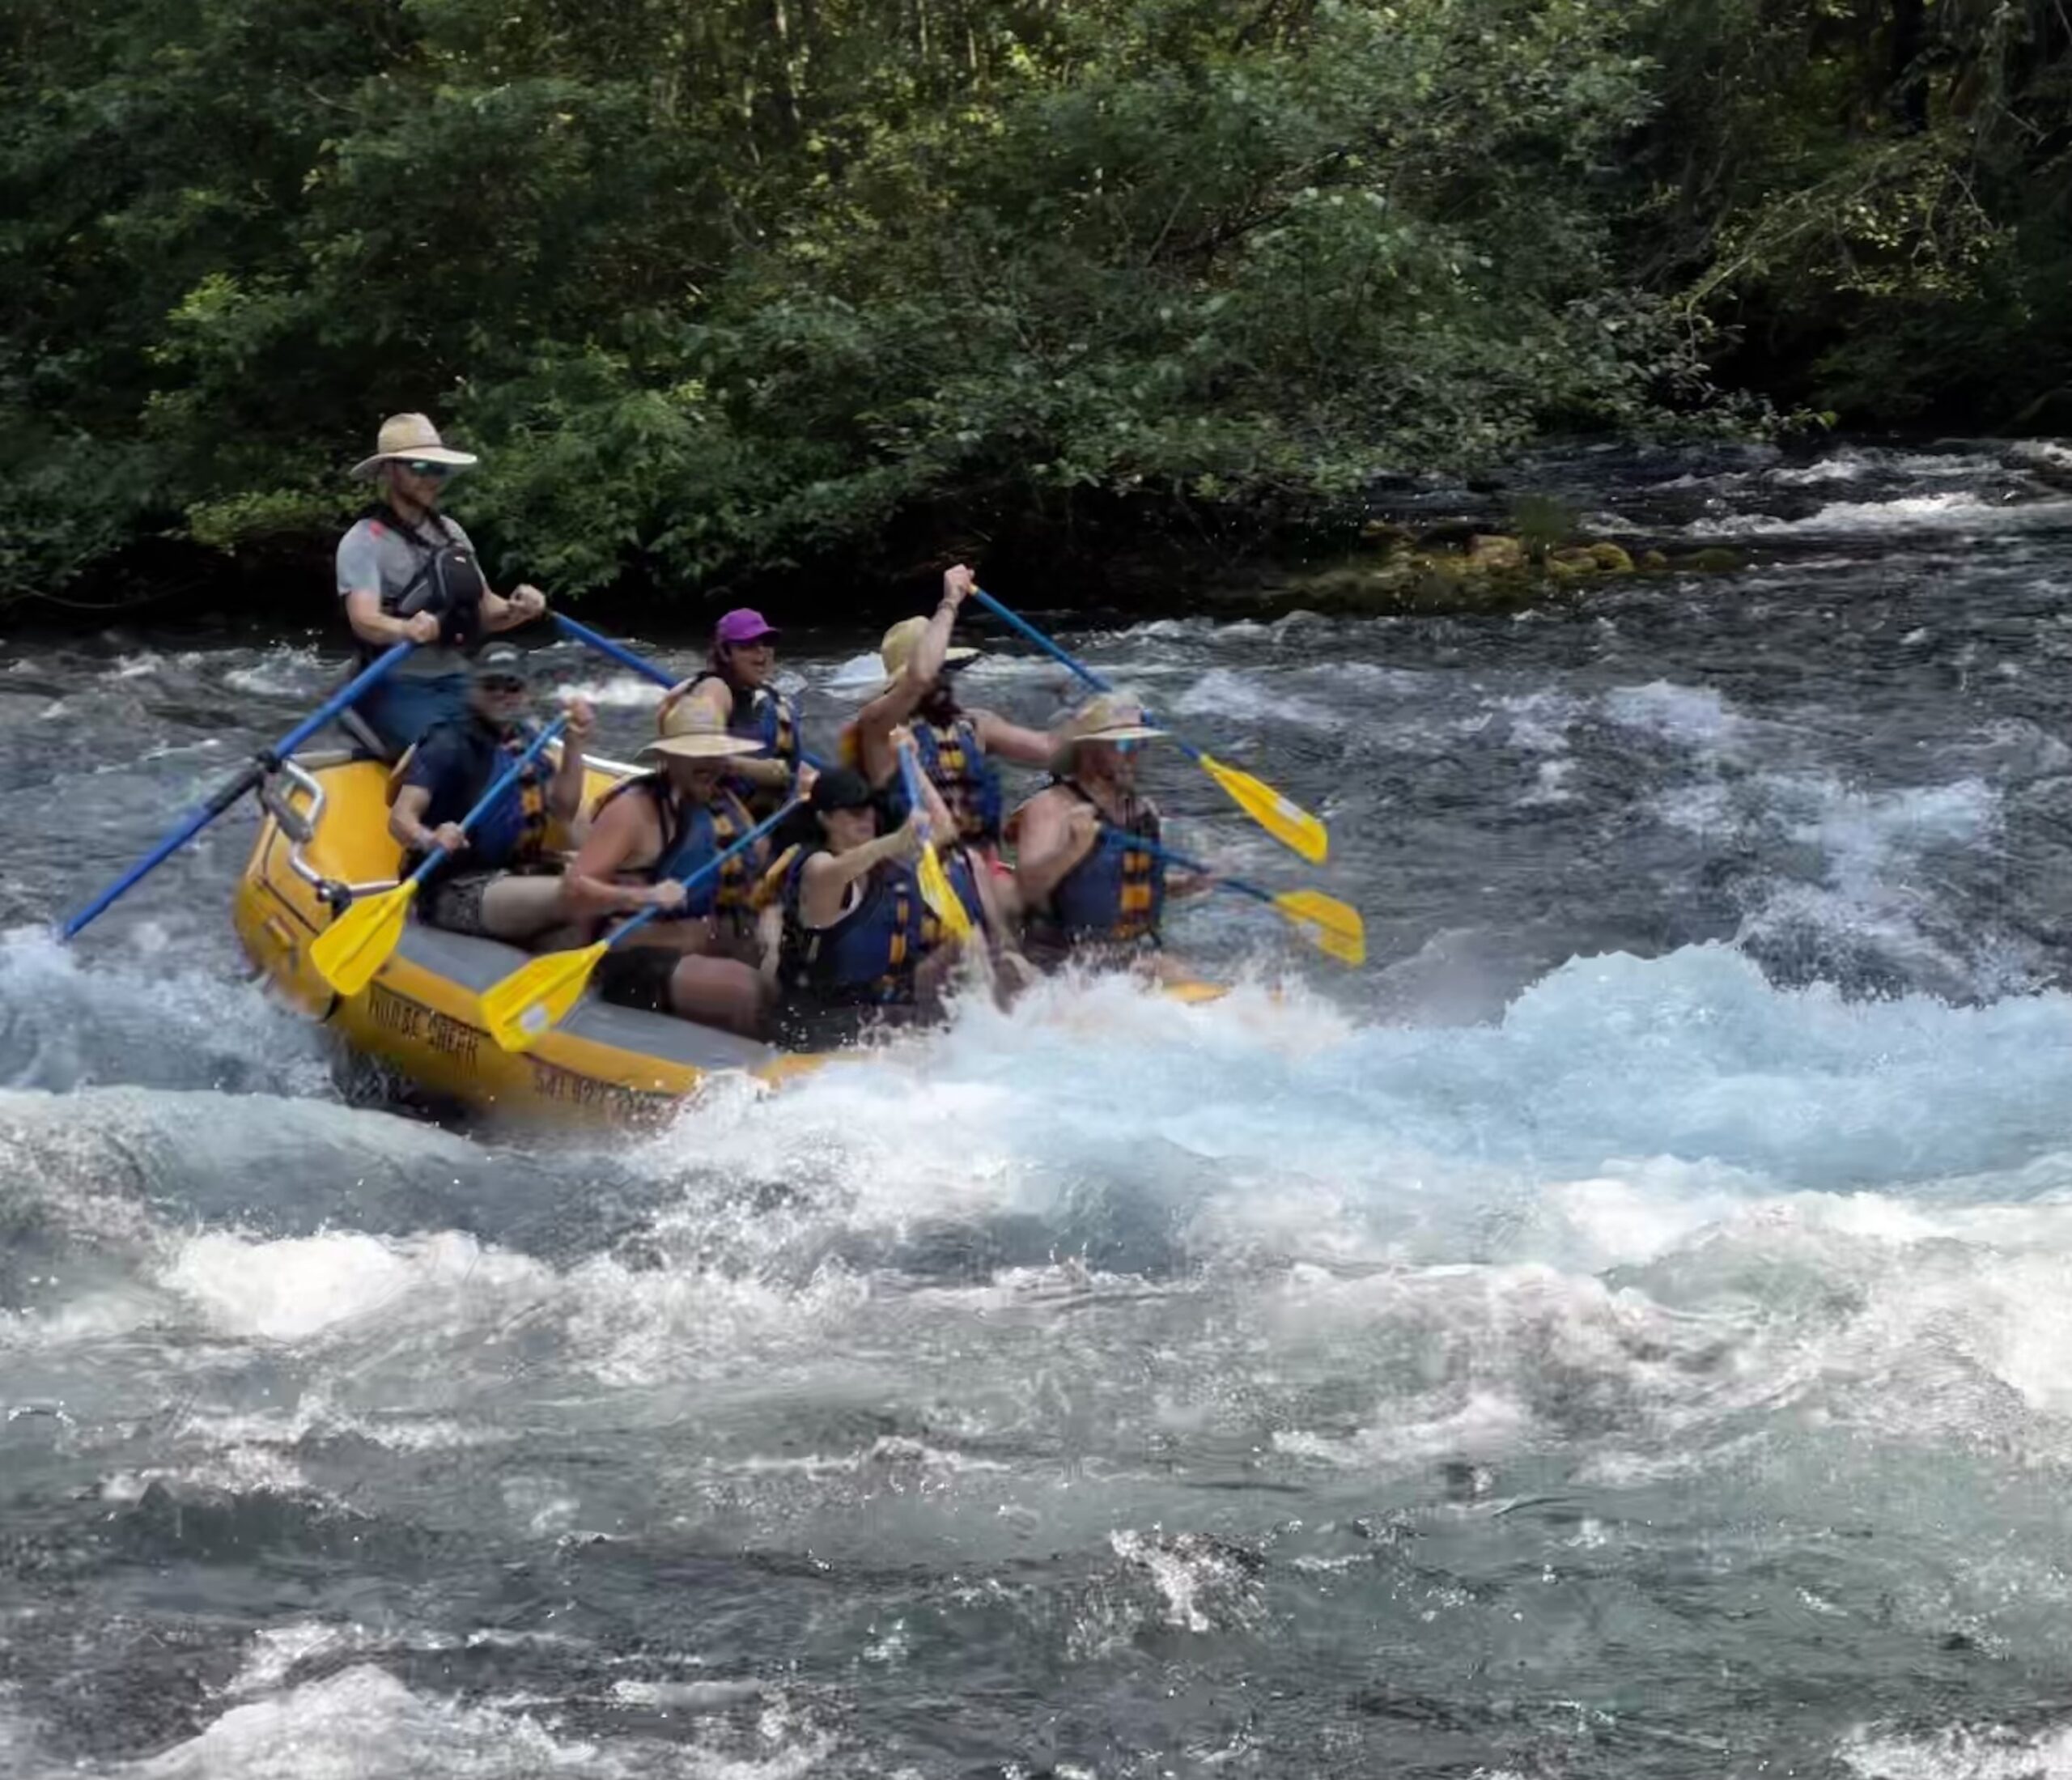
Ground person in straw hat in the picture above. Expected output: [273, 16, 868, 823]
[1011, 691, 1214, 974]
[385, 641, 596, 943]
[336, 412, 550, 756]
[847, 564, 1064, 860]
[556, 702, 774, 1035]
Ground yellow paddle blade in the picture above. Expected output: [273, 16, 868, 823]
[480, 939, 611, 1053]
[309, 881, 420, 996]
[917, 843, 975, 943]
[1199, 752, 1329, 865]
[1272, 889, 1366, 966]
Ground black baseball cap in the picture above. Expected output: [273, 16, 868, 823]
[809, 767, 876, 813]
[471, 641, 530, 681]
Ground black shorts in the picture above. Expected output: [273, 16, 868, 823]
[593, 946, 681, 1015]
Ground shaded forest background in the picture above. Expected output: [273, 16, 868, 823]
[3, 0, 2069, 611]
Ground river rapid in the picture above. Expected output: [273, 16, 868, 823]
[3, 442, 2072, 1777]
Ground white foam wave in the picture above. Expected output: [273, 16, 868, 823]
[1683, 491, 2072, 539]
[61, 1663, 838, 1779]
[1841, 1720, 2072, 1779]
[222, 645, 327, 699]
[1167, 665, 1344, 732]
[558, 673, 668, 710]
[160, 1228, 548, 1344]
[0, 927, 335, 1098]
[1601, 681, 1744, 749]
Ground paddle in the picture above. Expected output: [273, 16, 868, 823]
[62, 640, 418, 941]
[552, 613, 829, 772]
[966, 588, 1328, 865]
[479, 799, 800, 1053]
[896, 740, 975, 943]
[308, 716, 571, 996]
[1121, 832, 1365, 966]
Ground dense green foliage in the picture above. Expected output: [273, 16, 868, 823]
[2, 0, 2066, 603]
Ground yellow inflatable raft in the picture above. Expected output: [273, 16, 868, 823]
[235, 747, 1226, 1126]
[232, 749, 825, 1125]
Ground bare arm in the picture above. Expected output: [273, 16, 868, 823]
[1013, 792, 1100, 907]
[346, 587, 439, 650]
[560, 792, 684, 920]
[388, 784, 466, 858]
[480, 581, 547, 632]
[547, 699, 595, 826]
[856, 565, 975, 775]
[970, 706, 1061, 768]
[798, 817, 924, 927]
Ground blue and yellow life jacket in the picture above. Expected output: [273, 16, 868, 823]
[689, 669, 800, 813]
[402, 716, 551, 877]
[593, 773, 759, 918]
[907, 713, 1003, 845]
[1029, 780, 1165, 947]
[775, 847, 946, 1007]
[837, 711, 1003, 846]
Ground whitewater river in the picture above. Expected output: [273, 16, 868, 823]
[5, 444, 2072, 1777]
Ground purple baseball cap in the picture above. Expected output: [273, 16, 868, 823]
[713, 608, 779, 646]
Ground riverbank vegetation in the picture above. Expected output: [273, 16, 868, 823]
[3, 0, 2067, 608]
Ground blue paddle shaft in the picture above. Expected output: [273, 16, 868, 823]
[61, 640, 417, 941]
[1100, 829, 1271, 909]
[552, 613, 827, 773]
[896, 745, 934, 840]
[554, 614, 672, 688]
[408, 715, 570, 887]
[968, 587, 1204, 764]
[608, 798, 800, 949]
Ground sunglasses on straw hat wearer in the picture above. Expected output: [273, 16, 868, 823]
[350, 413, 480, 481]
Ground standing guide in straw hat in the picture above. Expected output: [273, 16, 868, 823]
[848, 566, 1064, 863]
[337, 413, 550, 756]
[554, 703, 774, 1037]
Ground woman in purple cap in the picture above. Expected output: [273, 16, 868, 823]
[659, 608, 804, 817]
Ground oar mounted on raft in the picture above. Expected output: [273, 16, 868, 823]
[59, 641, 418, 941]
[966, 588, 1329, 865]
[308, 714, 571, 996]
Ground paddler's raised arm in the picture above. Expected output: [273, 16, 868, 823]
[855, 566, 975, 775]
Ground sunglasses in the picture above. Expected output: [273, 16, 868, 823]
[475, 675, 527, 694]
[401, 459, 455, 481]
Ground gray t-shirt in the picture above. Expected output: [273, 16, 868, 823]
[335, 511, 480, 678]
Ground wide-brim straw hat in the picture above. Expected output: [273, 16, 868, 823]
[1048, 692, 1166, 776]
[871, 615, 980, 698]
[639, 703, 761, 763]
[351, 412, 480, 480]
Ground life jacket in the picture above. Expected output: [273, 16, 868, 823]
[775, 846, 941, 1008]
[906, 712, 1003, 845]
[682, 670, 800, 817]
[1025, 780, 1165, 947]
[363, 503, 486, 660]
[401, 718, 551, 876]
[592, 773, 758, 919]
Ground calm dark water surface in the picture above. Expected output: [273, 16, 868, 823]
[4, 444, 2072, 1777]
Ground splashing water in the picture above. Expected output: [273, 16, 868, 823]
[9, 445, 2072, 1775]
